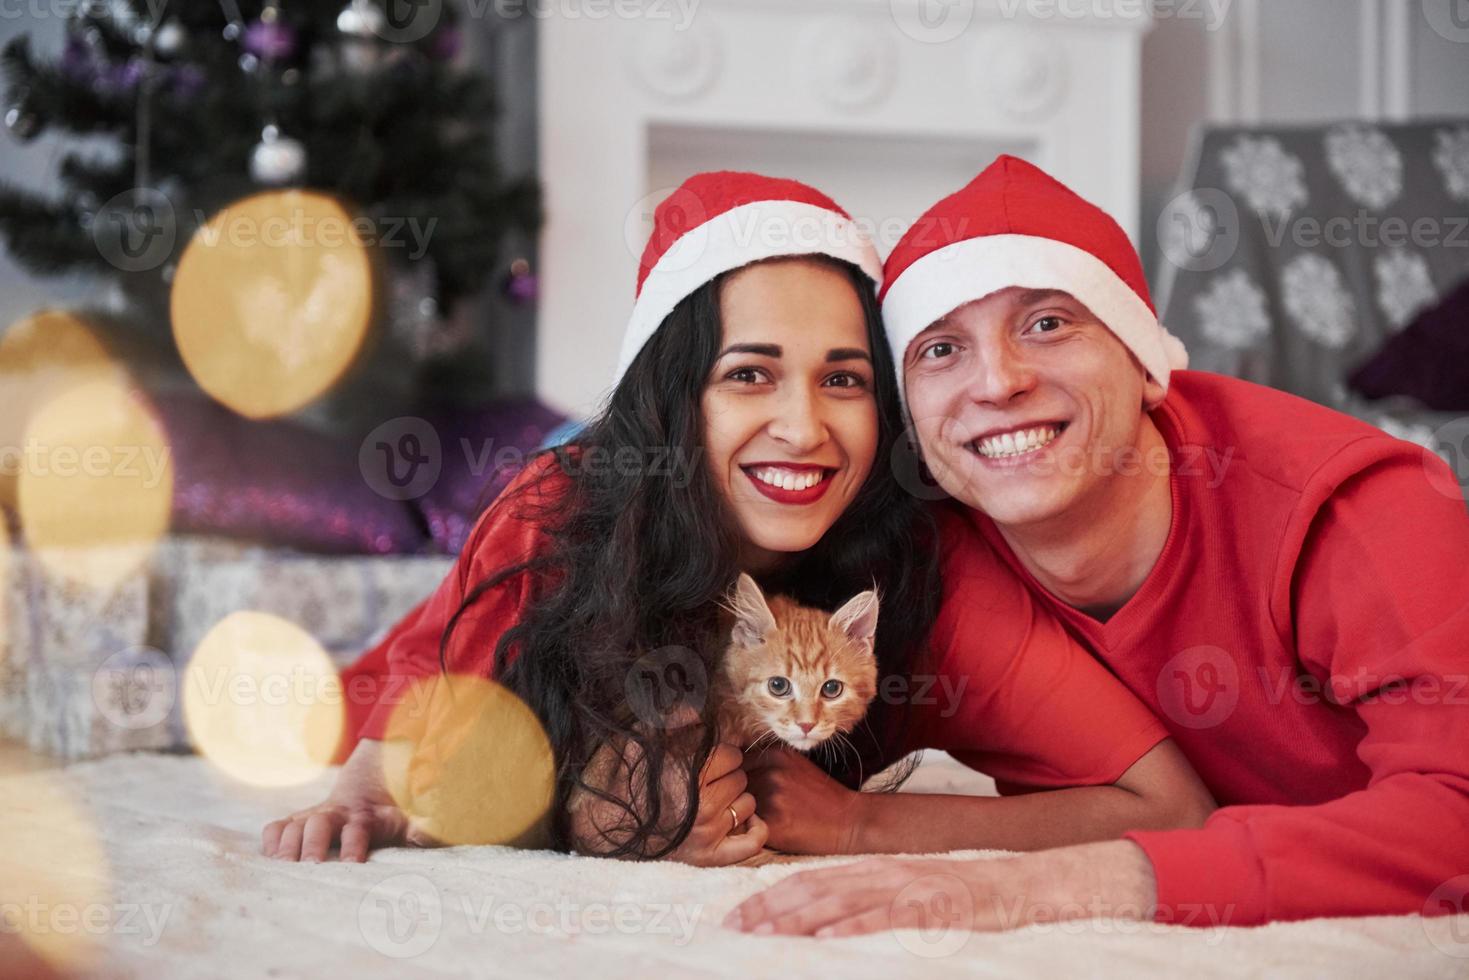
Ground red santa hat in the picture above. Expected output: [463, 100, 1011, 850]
[880, 155, 1188, 402]
[616, 171, 884, 384]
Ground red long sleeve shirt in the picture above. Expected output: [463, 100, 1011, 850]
[337, 455, 1168, 798]
[963, 370, 1469, 926]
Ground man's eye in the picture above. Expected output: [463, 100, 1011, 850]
[921, 342, 955, 360]
[1027, 316, 1064, 334]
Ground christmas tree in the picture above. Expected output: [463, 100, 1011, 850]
[0, 0, 541, 339]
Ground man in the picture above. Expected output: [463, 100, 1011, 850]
[727, 156, 1469, 936]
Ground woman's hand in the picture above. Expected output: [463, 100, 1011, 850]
[261, 738, 437, 862]
[743, 746, 865, 855]
[668, 742, 769, 866]
[569, 735, 769, 866]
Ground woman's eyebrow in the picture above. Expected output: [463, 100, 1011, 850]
[718, 342, 782, 358]
[826, 347, 871, 362]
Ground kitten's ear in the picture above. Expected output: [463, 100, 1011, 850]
[830, 589, 879, 644]
[728, 573, 777, 648]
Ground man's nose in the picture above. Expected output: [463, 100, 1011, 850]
[966, 336, 1037, 406]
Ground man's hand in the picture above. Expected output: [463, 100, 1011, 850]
[743, 746, 865, 855]
[722, 840, 1157, 937]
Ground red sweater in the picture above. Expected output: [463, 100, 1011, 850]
[965, 371, 1469, 926]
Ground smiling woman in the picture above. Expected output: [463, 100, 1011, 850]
[262, 171, 942, 867]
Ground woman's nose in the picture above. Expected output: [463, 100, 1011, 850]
[767, 387, 828, 452]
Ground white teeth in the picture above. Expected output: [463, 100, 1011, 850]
[751, 467, 825, 490]
[973, 424, 1062, 459]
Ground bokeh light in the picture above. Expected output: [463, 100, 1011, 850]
[169, 190, 374, 420]
[0, 310, 123, 510]
[0, 769, 111, 974]
[382, 674, 555, 847]
[17, 376, 174, 591]
[182, 611, 344, 787]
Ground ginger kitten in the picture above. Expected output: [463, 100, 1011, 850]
[713, 573, 880, 758]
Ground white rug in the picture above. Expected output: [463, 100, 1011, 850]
[2, 752, 1465, 979]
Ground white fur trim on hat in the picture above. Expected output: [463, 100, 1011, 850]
[615, 200, 884, 383]
[882, 233, 1190, 397]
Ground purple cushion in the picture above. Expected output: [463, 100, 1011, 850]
[415, 399, 567, 554]
[1349, 275, 1469, 411]
[155, 391, 428, 555]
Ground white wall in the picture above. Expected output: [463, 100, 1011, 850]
[1138, 0, 1469, 283]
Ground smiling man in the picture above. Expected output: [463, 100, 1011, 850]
[729, 155, 1469, 936]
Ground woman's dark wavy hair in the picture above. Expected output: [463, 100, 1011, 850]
[439, 255, 941, 859]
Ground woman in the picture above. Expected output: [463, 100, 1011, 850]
[262, 172, 1211, 867]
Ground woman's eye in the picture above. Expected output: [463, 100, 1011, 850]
[767, 676, 791, 697]
[824, 372, 869, 389]
[726, 366, 767, 384]
[820, 679, 843, 699]
[921, 342, 955, 360]
[1026, 315, 1064, 334]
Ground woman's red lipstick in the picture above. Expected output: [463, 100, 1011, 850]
[741, 464, 835, 505]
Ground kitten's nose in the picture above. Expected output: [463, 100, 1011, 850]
[797, 722, 815, 734]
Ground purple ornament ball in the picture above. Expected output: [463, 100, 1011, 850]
[243, 20, 298, 61]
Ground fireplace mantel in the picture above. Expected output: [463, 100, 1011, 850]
[538, 0, 1152, 415]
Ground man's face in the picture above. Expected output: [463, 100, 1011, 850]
[902, 287, 1166, 528]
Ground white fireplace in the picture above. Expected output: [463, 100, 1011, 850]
[537, 0, 1152, 416]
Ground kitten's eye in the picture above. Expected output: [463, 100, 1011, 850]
[820, 679, 843, 699]
[767, 676, 791, 697]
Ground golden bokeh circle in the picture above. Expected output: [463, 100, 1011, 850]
[0, 770, 111, 973]
[0, 310, 122, 509]
[382, 674, 555, 847]
[169, 190, 374, 419]
[182, 611, 344, 787]
[17, 376, 174, 591]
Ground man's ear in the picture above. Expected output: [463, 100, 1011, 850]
[829, 589, 879, 646]
[727, 573, 776, 648]
[1143, 372, 1168, 411]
